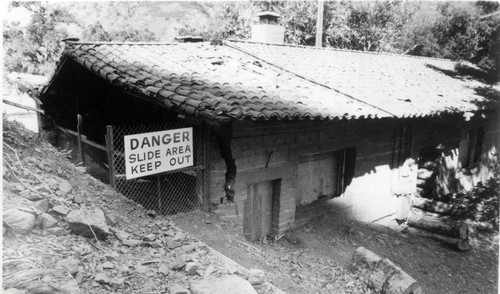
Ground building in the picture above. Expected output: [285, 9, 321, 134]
[40, 16, 499, 241]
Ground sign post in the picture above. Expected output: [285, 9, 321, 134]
[124, 127, 193, 180]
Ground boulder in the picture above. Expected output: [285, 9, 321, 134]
[3, 208, 36, 234]
[185, 262, 200, 275]
[66, 208, 109, 240]
[38, 213, 58, 229]
[51, 205, 70, 216]
[95, 273, 111, 284]
[190, 275, 258, 294]
[33, 199, 50, 213]
[248, 269, 265, 285]
[58, 179, 73, 195]
[165, 237, 182, 249]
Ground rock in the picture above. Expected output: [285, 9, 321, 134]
[33, 199, 50, 213]
[147, 210, 157, 218]
[135, 265, 149, 274]
[39, 213, 58, 229]
[56, 257, 81, 276]
[165, 237, 181, 249]
[122, 239, 143, 247]
[252, 282, 272, 293]
[174, 231, 187, 241]
[58, 179, 73, 195]
[20, 190, 44, 201]
[110, 277, 125, 287]
[75, 271, 84, 284]
[190, 275, 258, 294]
[66, 208, 109, 240]
[169, 284, 189, 294]
[164, 228, 177, 236]
[102, 261, 114, 269]
[73, 194, 85, 204]
[143, 234, 156, 241]
[51, 205, 70, 216]
[248, 269, 265, 285]
[3, 208, 36, 234]
[145, 240, 162, 248]
[110, 228, 130, 242]
[185, 262, 200, 275]
[95, 273, 111, 284]
[158, 264, 170, 276]
[171, 256, 186, 270]
[75, 166, 87, 173]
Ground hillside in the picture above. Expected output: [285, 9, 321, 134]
[2, 119, 287, 294]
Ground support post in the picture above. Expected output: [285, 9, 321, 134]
[77, 114, 85, 165]
[106, 125, 116, 188]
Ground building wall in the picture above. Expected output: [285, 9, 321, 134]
[208, 111, 499, 236]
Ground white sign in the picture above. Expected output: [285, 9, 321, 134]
[124, 127, 193, 179]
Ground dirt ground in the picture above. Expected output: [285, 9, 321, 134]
[174, 205, 499, 294]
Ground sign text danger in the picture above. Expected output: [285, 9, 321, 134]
[124, 128, 193, 179]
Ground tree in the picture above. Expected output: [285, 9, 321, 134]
[81, 2, 158, 42]
[4, 1, 79, 74]
[324, 1, 420, 52]
[430, 2, 499, 82]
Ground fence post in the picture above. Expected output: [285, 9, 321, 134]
[77, 114, 85, 165]
[106, 125, 116, 188]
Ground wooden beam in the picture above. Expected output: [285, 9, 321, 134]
[77, 114, 85, 164]
[2, 99, 44, 114]
[106, 125, 116, 188]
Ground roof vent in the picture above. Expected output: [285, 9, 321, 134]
[174, 35, 204, 43]
[251, 11, 285, 44]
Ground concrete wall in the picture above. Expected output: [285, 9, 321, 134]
[209, 112, 499, 236]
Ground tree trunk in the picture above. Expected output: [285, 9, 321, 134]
[405, 227, 471, 251]
[351, 247, 423, 294]
[412, 197, 453, 214]
[408, 214, 468, 239]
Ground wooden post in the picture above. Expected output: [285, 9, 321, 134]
[316, 0, 324, 47]
[77, 114, 85, 165]
[106, 125, 116, 188]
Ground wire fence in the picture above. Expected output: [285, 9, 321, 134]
[110, 120, 209, 215]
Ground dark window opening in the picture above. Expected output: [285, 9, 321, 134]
[461, 127, 484, 168]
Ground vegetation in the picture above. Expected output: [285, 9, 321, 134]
[449, 163, 500, 232]
[3, 1, 499, 80]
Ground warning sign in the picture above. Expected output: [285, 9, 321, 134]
[124, 128, 193, 179]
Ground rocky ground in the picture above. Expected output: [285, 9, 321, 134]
[2, 119, 286, 294]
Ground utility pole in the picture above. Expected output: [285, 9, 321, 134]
[316, 0, 324, 47]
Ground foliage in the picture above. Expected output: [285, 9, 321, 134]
[3, 1, 499, 82]
[82, 22, 157, 42]
[3, 1, 78, 74]
[324, 1, 419, 52]
[450, 163, 500, 232]
[430, 2, 499, 81]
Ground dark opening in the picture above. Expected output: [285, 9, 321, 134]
[336, 146, 357, 195]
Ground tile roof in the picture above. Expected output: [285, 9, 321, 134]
[228, 40, 494, 118]
[48, 40, 495, 121]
